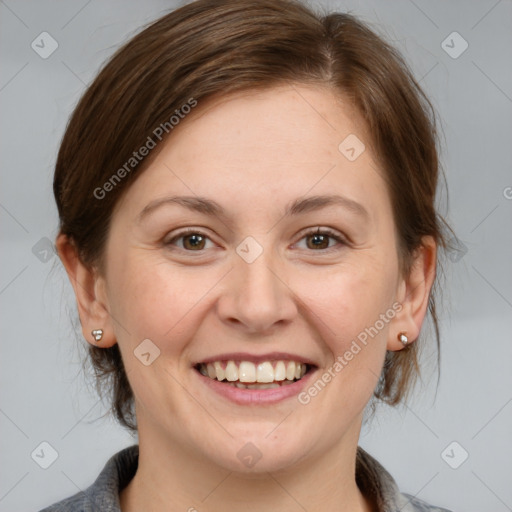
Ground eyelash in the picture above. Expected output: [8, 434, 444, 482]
[164, 227, 347, 254]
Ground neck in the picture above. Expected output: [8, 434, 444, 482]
[120, 416, 375, 512]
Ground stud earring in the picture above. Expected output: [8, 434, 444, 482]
[397, 332, 408, 346]
[91, 329, 103, 343]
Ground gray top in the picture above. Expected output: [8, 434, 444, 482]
[39, 444, 453, 511]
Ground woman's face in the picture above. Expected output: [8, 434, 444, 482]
[98, 84, 417, 472]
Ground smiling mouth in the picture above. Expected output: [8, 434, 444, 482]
[194, 360, 313, 389]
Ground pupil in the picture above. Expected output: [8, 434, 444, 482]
[185, 234, 204, 249]
[310, 234, 327, 249]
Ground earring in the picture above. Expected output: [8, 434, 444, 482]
[397, 332, 408, 346]
[91, 329, 103, 343]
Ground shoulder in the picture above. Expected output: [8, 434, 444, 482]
[356, 446, 454, 512]
[397, 492, 454, 512]
[37, 444, 139, 512]
[38, 491, 94, 512]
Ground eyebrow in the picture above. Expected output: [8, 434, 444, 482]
[137, 194, 370, 223]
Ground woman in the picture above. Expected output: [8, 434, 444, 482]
[41, 0, 455, 510]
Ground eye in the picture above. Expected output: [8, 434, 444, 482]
[165, 228, 215, 251]
[295, 227, 347, 251]
[164, 227, 347, 253]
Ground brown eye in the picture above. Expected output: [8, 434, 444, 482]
[182, 233, 206, 250]
[306, 232, 330, 250]
[296, 228, 346, 252]
[165, 230, 213, 251]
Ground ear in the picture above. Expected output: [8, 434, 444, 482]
[387, 236, 437, 351]
[56, 233, 117, 348]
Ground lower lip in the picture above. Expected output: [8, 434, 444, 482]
[195, 368, 317, 405]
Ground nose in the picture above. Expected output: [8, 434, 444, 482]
[216, 249, 298, 335]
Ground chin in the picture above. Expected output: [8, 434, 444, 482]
[200, 430, 313, 475]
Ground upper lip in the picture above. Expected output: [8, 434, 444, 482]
[193, 352, 318, 367]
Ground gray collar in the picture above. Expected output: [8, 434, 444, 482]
[39, 444, 452, 512]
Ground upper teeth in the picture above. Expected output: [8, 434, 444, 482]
[198, 360, 307, 383]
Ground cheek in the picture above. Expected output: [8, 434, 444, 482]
[107, 252, 221, 351]
[289, 261, 396, 433]
[290, 257, 397, 350]
[289, 256, 397, 407]
[105, 257, 209, 411]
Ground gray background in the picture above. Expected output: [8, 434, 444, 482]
[1, 1, 511, 511]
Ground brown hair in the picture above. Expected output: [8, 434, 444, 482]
[54, 0, 455, 432]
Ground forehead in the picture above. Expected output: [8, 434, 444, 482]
[171, 84, 369, 163]
[115, 84, 390, 226]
